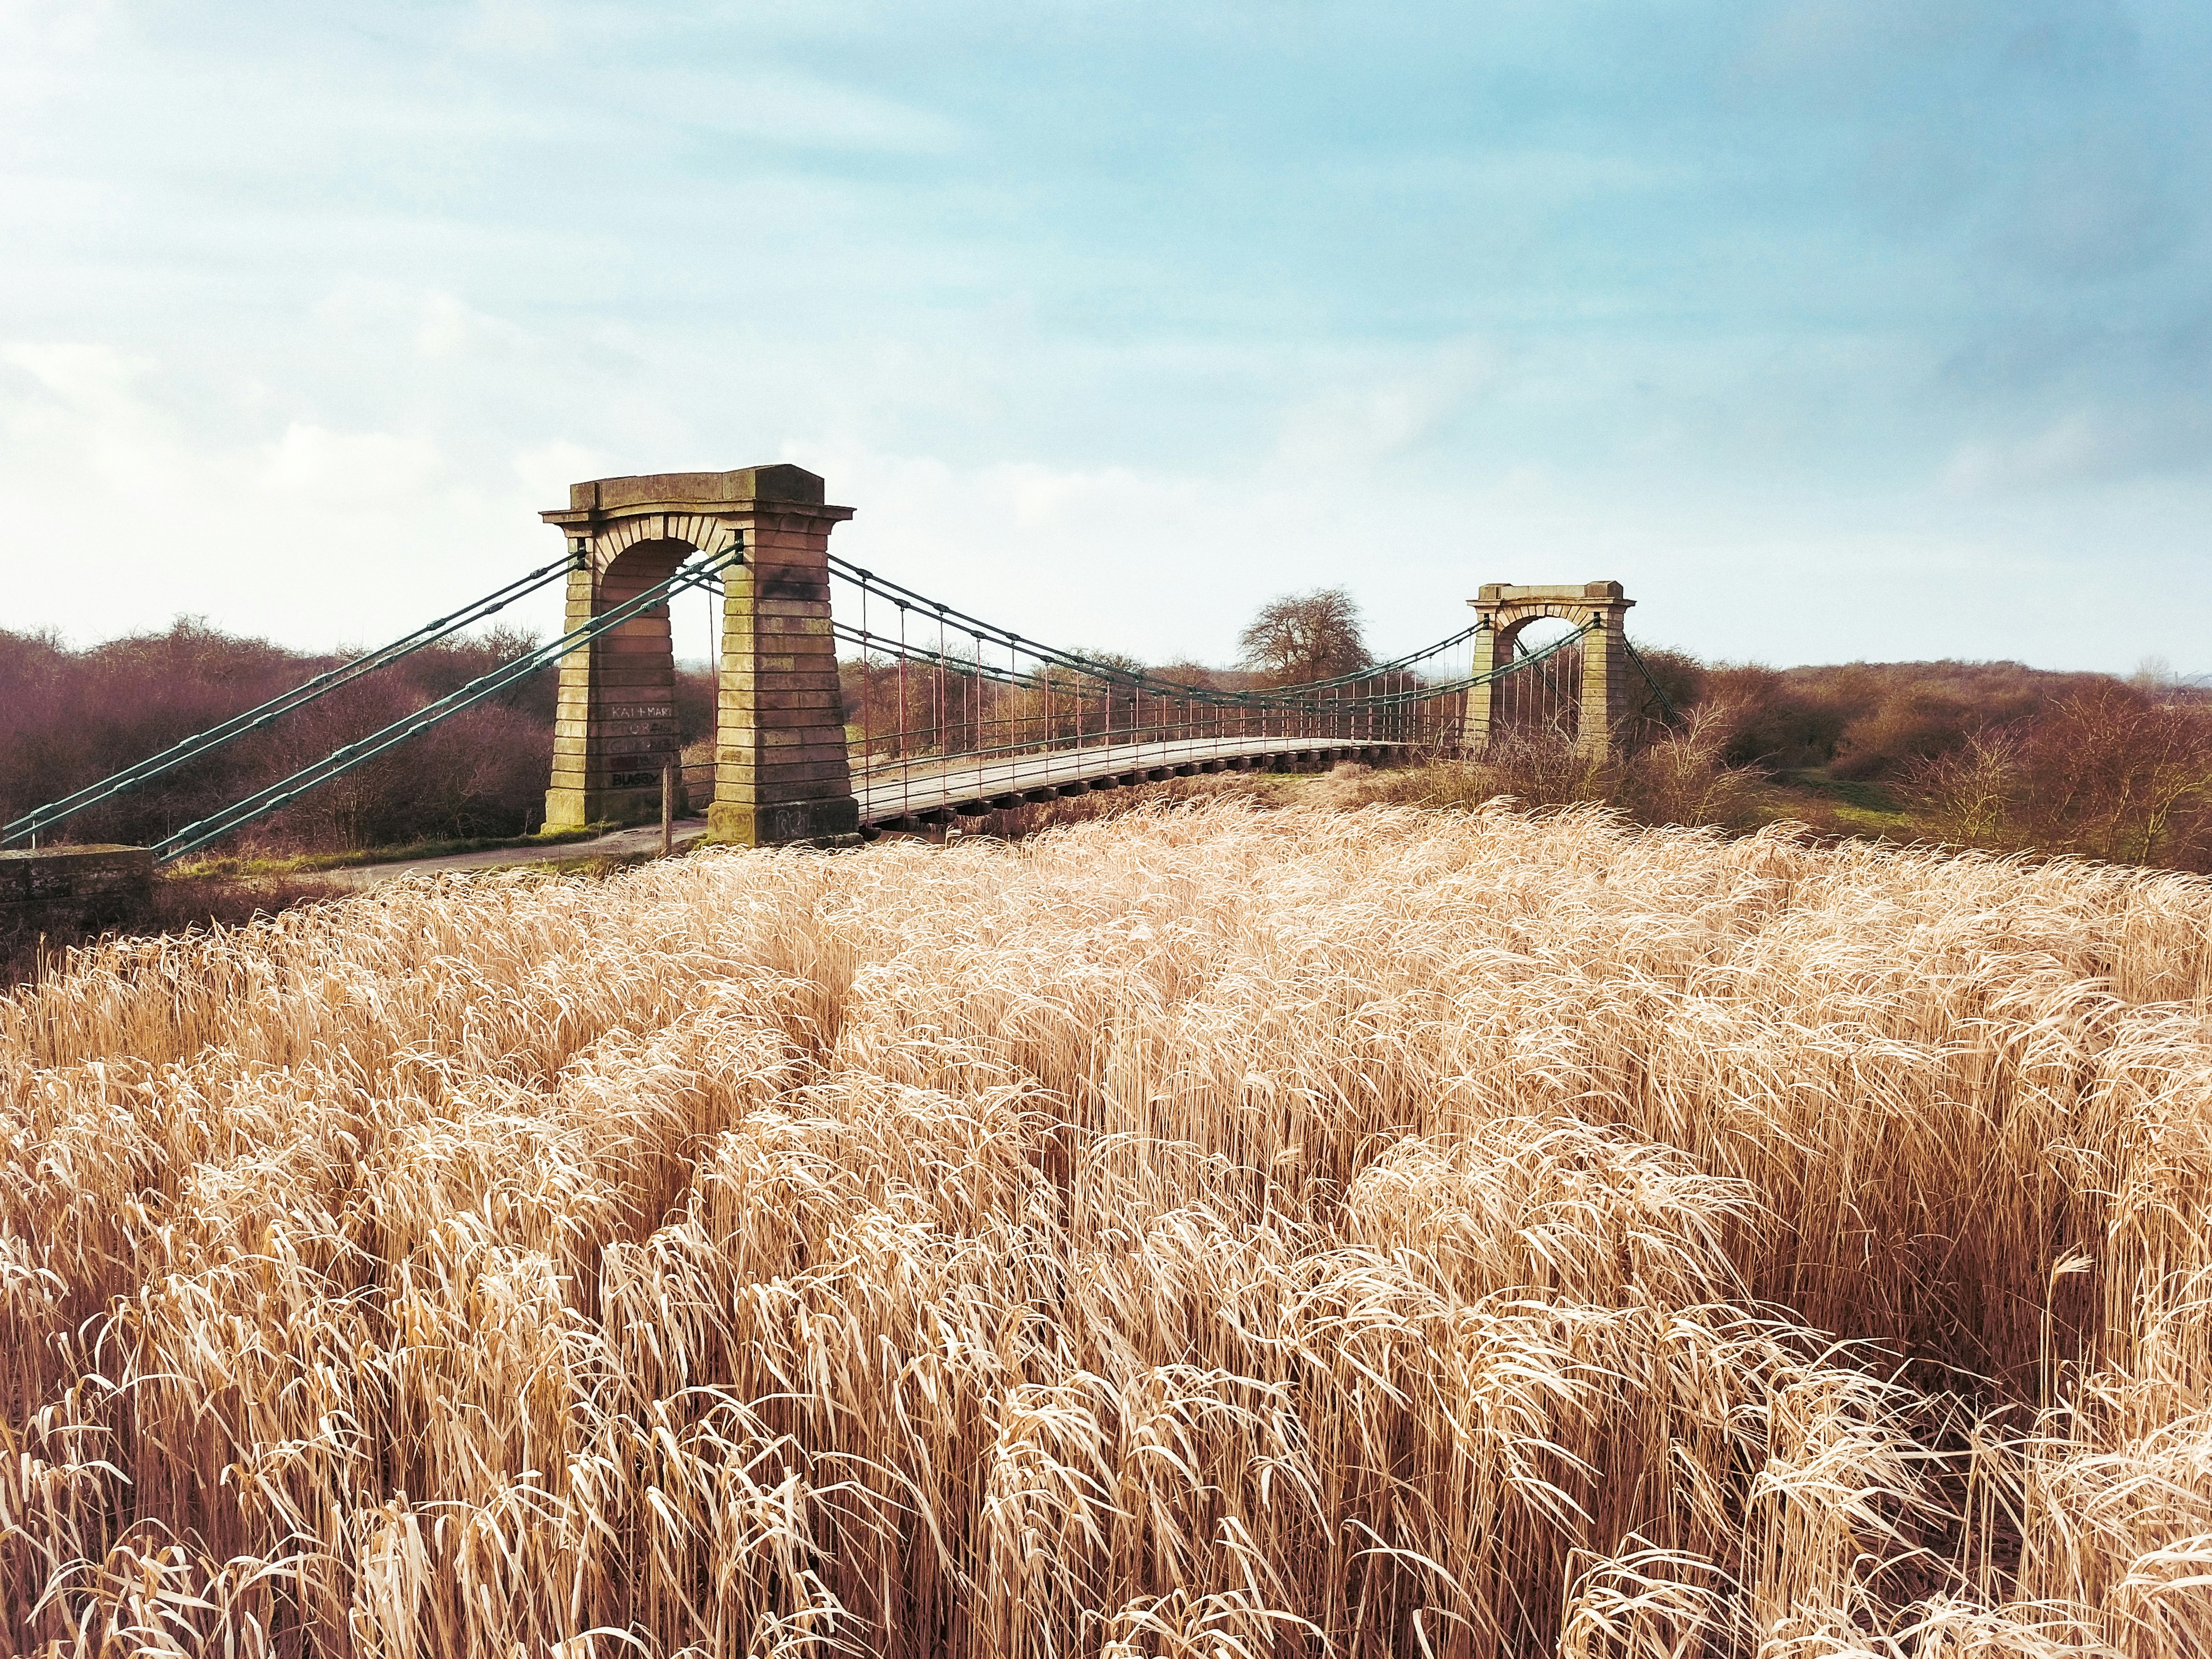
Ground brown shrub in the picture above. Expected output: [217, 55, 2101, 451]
[1902, 684, 2212, 871]
[1709, 660, 2113, 778]
[0, 619, 719, 855]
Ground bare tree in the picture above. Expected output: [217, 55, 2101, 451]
[1898, 686, 2212, 870]
[1898, 727, 2026, 847]
[1236, 588, 1372, 686]
[2014, 684, 2212, 867]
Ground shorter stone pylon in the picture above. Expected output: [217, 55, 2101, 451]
[1461, 581, 1635, 759]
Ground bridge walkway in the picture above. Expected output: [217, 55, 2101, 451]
[854, 734, 1410, 828]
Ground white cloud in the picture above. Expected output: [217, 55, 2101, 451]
[512, 440, 614, 508]
[1272, 342, 1501, 469]
[3, 340, 151, 413]
[0, 341, 209, 511]
[1942, 406, 2212, 493]
[0, 340, 562, 648]
[0, 0, 120, 64]
[257, 424, 446, 502]
[309, 282, 535, 366]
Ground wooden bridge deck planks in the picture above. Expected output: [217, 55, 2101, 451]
[851, 733, 1407, 825]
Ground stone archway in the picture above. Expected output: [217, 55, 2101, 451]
[538, 464, 860, 845]
[1460, 581, 1635, 759]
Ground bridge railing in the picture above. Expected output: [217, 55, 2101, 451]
[817, 555, 1600, 815]
[593, 593, 1631, 831]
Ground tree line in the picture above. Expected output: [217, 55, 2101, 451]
[3, 591, 2206, 871]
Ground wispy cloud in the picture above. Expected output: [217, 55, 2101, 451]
[2, 0, 2208, 673]
[1943, 405, 2212, 493]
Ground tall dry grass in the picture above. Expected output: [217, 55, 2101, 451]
[3, 800, 2210, 1656]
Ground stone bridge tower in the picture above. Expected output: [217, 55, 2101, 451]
[1462, 581, 1635, 759]
[539, 464, 859, 845]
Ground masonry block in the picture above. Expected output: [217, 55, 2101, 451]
[708, 796, 860, 847]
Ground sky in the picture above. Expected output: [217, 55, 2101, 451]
[3, 0, 2208, 674]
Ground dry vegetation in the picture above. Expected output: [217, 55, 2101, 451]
[10, 616, 2205, 871]
[0, 622, 722, 854]
[5, 801, 2212, 1656]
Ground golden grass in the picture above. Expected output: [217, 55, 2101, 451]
[3, 799, 2210, 1657]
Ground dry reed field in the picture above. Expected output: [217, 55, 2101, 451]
[5, 800, 2211, 1657]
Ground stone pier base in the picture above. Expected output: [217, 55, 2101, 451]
[706, 796, 861, 847]
[1, 845, 155, 934]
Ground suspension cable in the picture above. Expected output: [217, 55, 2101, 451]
[818, 611, 1590, 716]
[155, 544, 741, 863]
[4, 549, 582, 848]
[1620, 636, 1681, 722]
[824, 552, 1484, 708]
[821, 612, 1597, 790]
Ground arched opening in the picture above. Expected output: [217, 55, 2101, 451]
[590, 537, 689, 805]
[1461, 582, 1632, 763]
[1492, 614, 1584, 744]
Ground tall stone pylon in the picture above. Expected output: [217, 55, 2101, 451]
[1461, 581, 1635, 759]
[539, 464, 859, 844]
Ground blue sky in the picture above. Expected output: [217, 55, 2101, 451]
[3, 1, 2207, 672]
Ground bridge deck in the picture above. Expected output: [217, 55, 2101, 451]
[853, 734, 1406, 825]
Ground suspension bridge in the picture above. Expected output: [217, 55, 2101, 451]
[3, 464, 1676, 881]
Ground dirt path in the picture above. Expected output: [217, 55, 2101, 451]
[316, 818, 711, 889]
